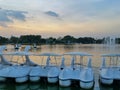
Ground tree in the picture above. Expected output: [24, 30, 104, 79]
[46, 37, 56, 44]
[0, 36, 8, 44]
[19, 35, 41, 44]
[9, 36, 19, 44]
[77, 37, 95, 44]
[62, 35, 76, 44]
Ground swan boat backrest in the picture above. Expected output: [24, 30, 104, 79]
[64, 52, 93, 69]
[101, 54, 120, 68]
[35, 52, 63, 68]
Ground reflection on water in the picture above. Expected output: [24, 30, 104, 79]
[0, 80, 120, 90]
[27, 44, 120, 67]
[0, 81, 89, 90]
[99, 82, 120, 90]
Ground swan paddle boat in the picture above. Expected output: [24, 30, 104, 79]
[0, 46, 35, 83]
[0, 46, 13, 82]
[29, 52, 64, 83]
[14, 44, 21, 51]
[100, 53, 120, 85]
[59, 52, 94, 89]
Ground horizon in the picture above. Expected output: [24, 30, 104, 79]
[0, 0, 120, 38]
[1, 34, 119, 39]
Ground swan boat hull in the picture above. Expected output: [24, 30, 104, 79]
[0, 65, 30, 83]
[48, 67, 60, 83]
[29, 66, 41, 82]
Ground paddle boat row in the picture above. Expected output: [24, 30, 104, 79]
[0, 46, 64, 84]
[1, 45, 120, 88]
[29, 52, 94, 89]
[29, 52, 63, 83]
[0, 45, 95, 89]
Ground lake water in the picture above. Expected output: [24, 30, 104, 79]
[1, 44, 120, 90]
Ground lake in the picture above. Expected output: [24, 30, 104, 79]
[1, 44, 120, 90]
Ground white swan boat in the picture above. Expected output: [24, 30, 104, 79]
[0, 46, 35, 83]
[14, 44, 21, 51]
[33, 43, 37, 48]
[0, 46, 13, 82]
[59, 52, 94, 89]
[29, 52, 64, 83]
[100, 53, 120, 85]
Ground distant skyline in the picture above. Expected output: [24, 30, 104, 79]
[0, 0, 120, 38]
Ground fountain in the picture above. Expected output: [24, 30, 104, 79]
[99, 37, 120, 85]
[104, 37, 116, 46]
[103, 37, 116, 53]
[104, 37, 116, 48]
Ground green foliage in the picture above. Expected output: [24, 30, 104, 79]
[0, 35, 120, 44]
[77, 37, 95, 44]
[62, 35, 76, 44]
[19, 35, 41, 44]
[0, 36, 8, 44]
[46, 37, 56, 44]
[10, 36, 19, 43]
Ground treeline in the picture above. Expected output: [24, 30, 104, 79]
[0, 35, 120, 45]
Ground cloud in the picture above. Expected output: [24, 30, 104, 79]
[44, 11, 59, 18]
[0, 8, 27, 27]
[7, 10, 27, 21]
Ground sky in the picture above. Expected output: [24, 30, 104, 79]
[0, 0, 120, 38]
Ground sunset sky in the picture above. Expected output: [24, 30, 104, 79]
[0, 0, 120, 38]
